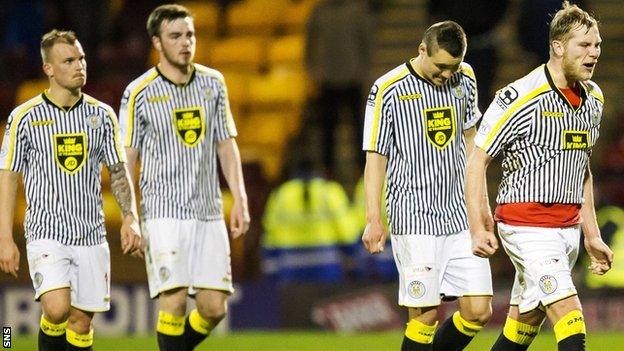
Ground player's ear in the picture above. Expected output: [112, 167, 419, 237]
[418, 42, 427, 56]
[42, 61, 53, 78]
[152, 36, 162, 52]
[551, 40, 565, 57]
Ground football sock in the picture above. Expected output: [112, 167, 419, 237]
[490, 316, 540, 351]
[402, 319, 438, 351]
[184, 309, 215, 350]
[157, 310, 186, 351]
[38, 315, 67, 351]
[554, 310, 586, 351]
[66, 328, 93, 351]
[433, 311, 483, 350]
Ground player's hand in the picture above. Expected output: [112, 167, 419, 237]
[471, 228, 498, 258]
[584, 236, 613, 275]
[362, 221, 387, 254]
[0, 236, 20, 278]
[120, 214, 143, 259]
[230, 199, 250, 239]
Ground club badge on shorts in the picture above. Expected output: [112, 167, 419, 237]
[539, 275, 558, 294]
[159, 266, 171, 283]
[173, 107, 205, 147]
[53, 133, 87, 174]
[34, 272, 43, 289]
[408, 281, 426, 299]
[424, 106, 455, 150]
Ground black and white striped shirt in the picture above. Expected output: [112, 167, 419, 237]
[119, 64, 237, 221]
[0, 92, 125, 246]
[363, 61, 481, 236]
[475, 65, 603, 204]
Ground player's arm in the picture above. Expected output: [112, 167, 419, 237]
[581, 165, 613, 275]
[362, 151, 387, 254]
[465, 147, 498, 258]
[108, 161, 143, 258]
[463, 126, 477, 158]
[217, 138, 250, 239]
[0, 169, 20, 277]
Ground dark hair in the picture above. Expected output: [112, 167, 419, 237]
[423, 21, 467, 58]
[146, 4, 192, 38]
[40, 29, 78, 62]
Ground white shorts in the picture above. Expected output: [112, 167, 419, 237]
[143, 218, 234, 298]
[391, 230, 493, 308]
[26, 239, 111, 312]
[498, 223, 580, 313]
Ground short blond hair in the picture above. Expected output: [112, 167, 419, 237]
[549, 1, 598, 45]
[40, 29, 78, 63]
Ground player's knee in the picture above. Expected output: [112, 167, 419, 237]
[43, 306, 70, 324]
[461, 304, 492, 326]
[197, 299, 227, 323]
[67, 314, 92, 334]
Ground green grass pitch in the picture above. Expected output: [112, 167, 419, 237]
[11, 330, 624, 350]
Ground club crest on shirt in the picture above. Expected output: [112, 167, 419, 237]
[539, 275, 558, 294]
[408, 280, 426, 299]
[451, 82, 465, 99]
[424, 106, 455, 150]
[172, 107, 205, 147]
[591, 108, 601, 126]
[53, 133, 87, 174]
[203, 87, 215, 101]
[86, 114, 102, 129]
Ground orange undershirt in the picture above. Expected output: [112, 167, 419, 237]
[496, 85, 582, 228]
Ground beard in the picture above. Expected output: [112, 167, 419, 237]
[162, 48, 193, 69]
[562, 54, 593, 82]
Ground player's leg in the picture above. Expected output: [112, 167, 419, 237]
[433, 230, 493, 351]
[184, 220, 233, 350]
[69, 241, 112, 351]
[184, 289, 228, 350]
[39, 289, 71, 351]
[65, 308, 95, 351]
[546, 295, 585, 350]
[26, 239, 72, 351]
[490, 305, 545, 351]
[157, 288, 188, 350]
[143, 219, 194, 351]
[391, 234, 442, 351]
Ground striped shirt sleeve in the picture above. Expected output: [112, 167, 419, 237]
[362, 82, 394, 155]
[461, 63, 481, 130]
[101, 106, 126, 166]
[0, 108, 31, 172]
[214, 76, 237, 141]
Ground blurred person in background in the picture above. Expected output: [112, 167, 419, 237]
[466, 2, 613, 350]
[119, 4, 249, 351]
[0, 29, 142, 351]
[362, 21, 492, 351]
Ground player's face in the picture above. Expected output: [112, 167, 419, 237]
[561, 25, 601, 82]
[44, 41, 87, 90]
[420, 45, 463, 86]
[156, 17, 196, 68]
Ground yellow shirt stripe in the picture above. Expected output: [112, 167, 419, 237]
[4, 96, 44, 169]
[125, 70, 158, 147]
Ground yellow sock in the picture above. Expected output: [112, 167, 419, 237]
[553, 310, 586, 342]
[405, 319, 438, 344]
[157, 311, 185, 336]
[452, 311, 484, 337]
[502, 317, 540, 345]
[40, 315, 67, 337]
[66, 328, 94, 348]
[189, 309, 215, 335]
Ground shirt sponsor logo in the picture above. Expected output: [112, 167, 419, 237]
[424, 106, 455, 150]
[496, 86, 519, 108]
[562, 131, 589, 150]
[173, 107, 205, 147]
[53, 133, 87, 174]
[367, 85, 378, 107]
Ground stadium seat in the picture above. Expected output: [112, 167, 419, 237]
[226, 0, 289, 36]
[247, 68, 310, 113]
[15, 79, 48, 105]
[210, 36, 267, 73]
[279, 0, 320, 34]
[267, 35, 305, 70]
[237, 112, 297, 149]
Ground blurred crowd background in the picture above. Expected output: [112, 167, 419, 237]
[0, 0, 623, 333]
